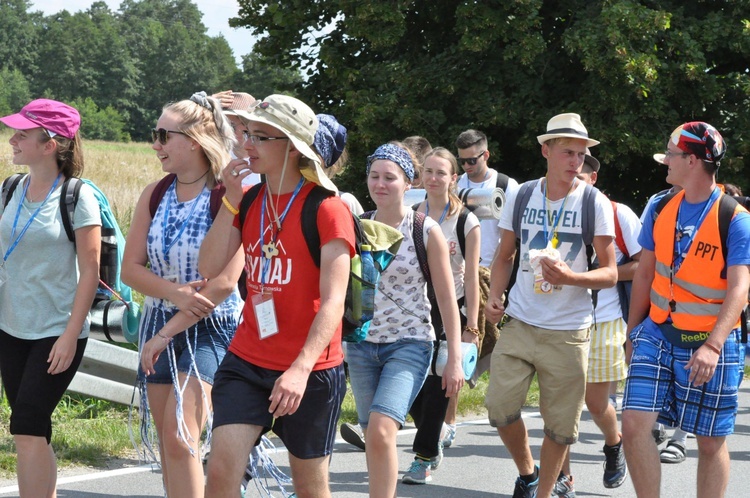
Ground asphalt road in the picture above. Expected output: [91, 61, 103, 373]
[1, 385, 749, 497]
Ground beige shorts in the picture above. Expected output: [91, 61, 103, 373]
[587, 317, 627, 383]
[485, 317, 590, 444]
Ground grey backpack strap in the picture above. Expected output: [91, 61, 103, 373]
[2, 174, 26, 209]
[581, 183, 597, 249]
[512, 179, 539, 237]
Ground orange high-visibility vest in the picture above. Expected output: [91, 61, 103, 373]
[649, 191, 740, 331]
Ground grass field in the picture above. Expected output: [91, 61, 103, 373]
[0, 130, 164, 233]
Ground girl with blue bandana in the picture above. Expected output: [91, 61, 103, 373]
[345, 141, 465, 497]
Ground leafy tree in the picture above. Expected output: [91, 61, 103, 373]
[116, 0, 239, 139]
[0, 0, 41, 75]
[233, 1, 750, 208]
[227, 52, 304, 100]
[71, 97, 131, 142]
[0, 68, 31, 116]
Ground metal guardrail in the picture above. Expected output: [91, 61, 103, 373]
[69, 339, 139, 406]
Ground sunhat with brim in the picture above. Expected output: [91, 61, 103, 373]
[584, 148, 600, 172]
[223, 92, 256, 117]
[537, 112, 599, 147]
[653, 153, 666, 165]
[0, 99, 80, 139]
[235, 95, 337, 192]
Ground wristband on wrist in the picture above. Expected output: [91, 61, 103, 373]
[222, 195, 239, 216]
[157, 331, 172, 343]
[703, 341, 721, 355]
[463, 326, 480, 336]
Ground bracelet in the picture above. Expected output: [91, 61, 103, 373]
[221, 195, 239, 216]
[463, 326, 480, 336]
[157, 331, 172, 343]
[703, 342, 722, 355]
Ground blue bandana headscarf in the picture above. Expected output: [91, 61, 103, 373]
[366, 143, 415, 181]
[313, 114, 347, 168]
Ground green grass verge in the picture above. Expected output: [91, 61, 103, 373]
[0, 394, 138, 477]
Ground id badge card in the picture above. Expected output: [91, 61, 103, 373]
[0, 263, 8, 288]
[251, 291, 279, 339]
[162, 274, 180, 309]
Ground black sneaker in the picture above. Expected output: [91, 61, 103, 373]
[340, 423, 366, 451]
[512, 467, 539, 498]
[603, 439, 628, 488]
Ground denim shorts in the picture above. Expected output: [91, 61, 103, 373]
[623, 320, 745, 437]
[138, 310, 233, 386]
[345, 339, 432, 428]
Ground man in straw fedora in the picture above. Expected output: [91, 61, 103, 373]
[484, 113, 617, 497]
[622, 122, 750, 497]
[199, 95, 356, 498]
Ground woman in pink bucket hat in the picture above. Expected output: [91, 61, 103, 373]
[0, 99, 101, 497]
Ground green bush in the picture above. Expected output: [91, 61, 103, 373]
[0, 67, 31, 117]
[71, 97, 131, 142]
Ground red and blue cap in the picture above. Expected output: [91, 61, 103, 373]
[670, 122, 726, 165]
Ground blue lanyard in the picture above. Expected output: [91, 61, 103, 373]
[542, 178, 575, 248]
[426, 200, 450, 224]
[161, 181, 205, 264]
[3, 174, 62, 263]
[259, 178, 305, 286]
[672, 187, 720, 271]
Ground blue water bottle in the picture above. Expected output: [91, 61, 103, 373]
[360, 244, 377, 325]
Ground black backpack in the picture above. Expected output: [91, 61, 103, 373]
[239, 184, 402, 342]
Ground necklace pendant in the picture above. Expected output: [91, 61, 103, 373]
[262, 242, 279, 259]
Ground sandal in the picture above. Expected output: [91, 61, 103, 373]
[660, 440, 687, 464]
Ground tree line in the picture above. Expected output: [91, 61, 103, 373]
[232, 0, 750, 209]
[0, 0, 300, 142]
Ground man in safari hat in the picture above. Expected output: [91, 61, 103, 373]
[200, 94, 355, 498]
[622, 122, 750, 497]
[484, 113, 617, 498]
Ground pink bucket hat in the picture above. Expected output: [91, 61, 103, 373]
[0, 99, 81, 139]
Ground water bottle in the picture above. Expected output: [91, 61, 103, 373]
[360, 244, 377, 324]
[99, 227, 118, 293]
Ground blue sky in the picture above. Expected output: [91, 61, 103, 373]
[31, 0, 255, 64]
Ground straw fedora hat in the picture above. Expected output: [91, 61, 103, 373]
[537, 113, 599, 147]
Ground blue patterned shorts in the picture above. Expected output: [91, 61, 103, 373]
[623, 320, 744, 437]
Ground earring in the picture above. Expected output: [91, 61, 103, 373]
[191, 146, 195, 151]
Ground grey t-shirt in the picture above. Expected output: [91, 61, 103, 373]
[0, 179, 101, 340]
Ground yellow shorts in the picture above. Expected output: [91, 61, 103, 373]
[587, 317, 627, 383]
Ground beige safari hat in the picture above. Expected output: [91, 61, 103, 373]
[236, 95, 336, 192]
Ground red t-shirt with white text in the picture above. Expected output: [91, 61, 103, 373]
[230, 183, 355, 371]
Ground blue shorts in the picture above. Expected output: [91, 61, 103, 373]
[211, 352, 346, 459]
[345, 339, 432, 428]
[623, 320, 744, 437]
[138, 310, 234, 385]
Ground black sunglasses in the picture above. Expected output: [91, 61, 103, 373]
[151, 128, 188, 145]
[458, 151, 485, 166]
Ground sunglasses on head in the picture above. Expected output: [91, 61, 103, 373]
[458, 151, 485, 166]
[151, 128, 188, 145]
